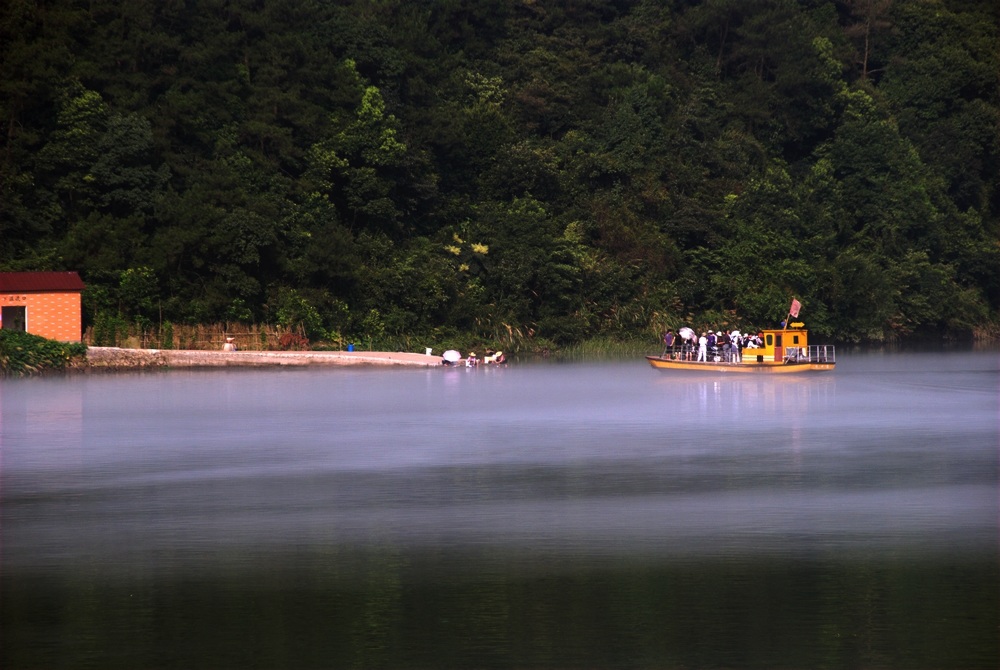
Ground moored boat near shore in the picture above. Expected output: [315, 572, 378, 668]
[645, 327, 835, 373]
[647, 301, 836, 373]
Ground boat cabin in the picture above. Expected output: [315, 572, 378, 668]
[746, 323, 811, 363]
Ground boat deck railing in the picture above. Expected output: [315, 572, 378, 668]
[656, 344, 836, 365]
[783, 345, 836, 364]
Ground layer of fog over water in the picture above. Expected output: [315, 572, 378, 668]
[2, 351, 997, 668]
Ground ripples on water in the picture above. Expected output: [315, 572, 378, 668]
[1, 351, 997, 668]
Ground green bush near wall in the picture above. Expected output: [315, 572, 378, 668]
[0, 331, 88, 377]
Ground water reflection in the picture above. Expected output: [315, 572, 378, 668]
[1, 353, 997, 668]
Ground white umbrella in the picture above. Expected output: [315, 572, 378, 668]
[442, 350, 461, 363]
[679, 327, 695, 340]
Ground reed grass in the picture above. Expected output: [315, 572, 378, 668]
[554, 336, 657, 361]
[80, 320, 668, 361]
[84, 322, 313, 351]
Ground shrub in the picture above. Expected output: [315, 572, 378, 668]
[160, 322, 174, 349]
[0, 331, 88, 377]
[277, 332, 310, 351]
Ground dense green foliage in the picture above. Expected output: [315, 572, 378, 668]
[0, 330, 87, 376]
[2, 0, 997, 347]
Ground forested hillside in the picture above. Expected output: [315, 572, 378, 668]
[2, 0, 998, 348]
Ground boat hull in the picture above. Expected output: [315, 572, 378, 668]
[645, 356, 834, 373]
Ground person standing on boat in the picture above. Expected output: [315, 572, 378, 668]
[663, 330, 675, 357]
[697, 332, 708, 361]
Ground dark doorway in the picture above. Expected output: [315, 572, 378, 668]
[1, 306, 26, 331]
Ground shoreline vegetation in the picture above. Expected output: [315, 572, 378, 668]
[0, 324, 662, 376]
[0, 331, 88, 377]
[3, 327, 996, 378]
[0, 330, 447, 377]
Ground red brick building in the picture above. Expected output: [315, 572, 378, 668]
[0, 272, 86, 342]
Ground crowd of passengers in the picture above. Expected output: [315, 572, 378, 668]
[661, 329, 766, 363]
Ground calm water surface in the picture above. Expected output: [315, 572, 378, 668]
[1, 351, 997, 668]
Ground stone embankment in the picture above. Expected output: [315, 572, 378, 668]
[85, 347, 444, 369]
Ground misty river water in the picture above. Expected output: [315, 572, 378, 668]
[1, 350, 997, 668]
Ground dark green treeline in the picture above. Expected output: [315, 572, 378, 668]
[2, 0, 998, 347]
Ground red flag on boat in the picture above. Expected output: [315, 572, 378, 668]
[789, 298, 801, 318]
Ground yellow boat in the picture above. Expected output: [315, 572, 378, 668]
[646, 322, 836, 373]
